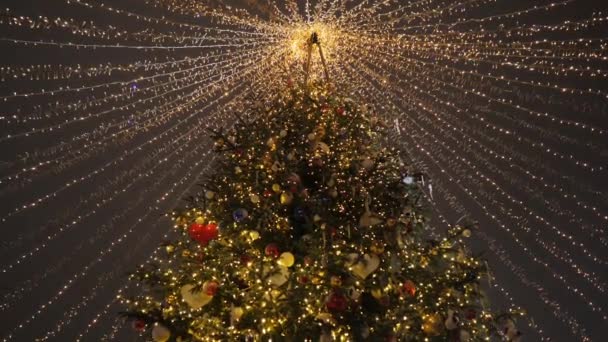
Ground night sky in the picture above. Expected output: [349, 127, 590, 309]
[0, 0, 607, 341]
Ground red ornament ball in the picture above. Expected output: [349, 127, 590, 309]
[265, 243, 280, 258]
[400, 280, 416, 298]
[131, 319, 146, 332]
[188, 223, 206, 242]
[188, 222, 219, 245]
[335, 106, 345, 116]
[326, 291, 348, 312]
[204, 281, 219, 296]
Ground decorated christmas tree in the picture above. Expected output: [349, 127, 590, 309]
[120, 81, 523, 341]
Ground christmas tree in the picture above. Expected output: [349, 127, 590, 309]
[120, 82, 522, 341]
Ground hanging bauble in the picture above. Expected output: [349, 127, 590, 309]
[180, 284, 213, 309]
[265, 243, 280, 258]
[371, 288, 383, 299]
[307, 132, 317, 141]
[422, 313, 443, 336]
[347, 253, 380, 279]
[402, 176, 414, 185]
[335, 106, 345, 116]
[233, 208, 249, 222]
[462, 228, 472, 238]
[272, 183, 281, 192]
[194, 216, 205, 224]
[231, 306, 244, 324]
[151, 323, 171, 342]
[250, 193, 260, 204]
[131, 319, 146, 332]
[265, 265, 289, 287]
[203, 281, 220, 296]
[205, 190, 215, 199]
[248, 230, 260, 241]
[279, 129, 287, 137]
[197, 223, 219, 245]
[400, 280, 416, 298]
[326, 291, 348, 312]
[277, 252, 295, 267]
[280, 191, 293, 205]
[361, 158, 374, 170]
[313, 141, 330, 154]
[444, 309, 459, 330]
[266, 137, 276, 148]
[188, 223, 206, 243]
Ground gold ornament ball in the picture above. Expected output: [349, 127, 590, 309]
[165, 245, 175, 254]
[272, 183, 281, 193]
[205, 191, 215, 199]
[280, 192, 293, 205]
[250, 194, 260, 204]
[277, 252, 295, 267]
[462, 229, 472, 238]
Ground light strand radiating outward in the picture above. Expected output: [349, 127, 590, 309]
[0, 0, 606, 341]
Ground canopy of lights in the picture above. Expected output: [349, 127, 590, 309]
[0, 0, 606, 341]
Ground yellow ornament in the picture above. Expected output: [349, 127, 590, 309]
[280, 192, 293, 205]
[462, 229, 472, 238]
[272, 183, 281, 192]
[250, 194, 260, 204]
[195, 216, 205, 224]
[248, 230, 260, 241]
[371, 288, 383, 299]
[165, 245, 175, 254]
[205, 191, 215, 199]
[277, 252, 295, 267]
[151, 324, 171, 342]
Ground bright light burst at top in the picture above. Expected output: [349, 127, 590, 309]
[0, 0, 606, 341]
